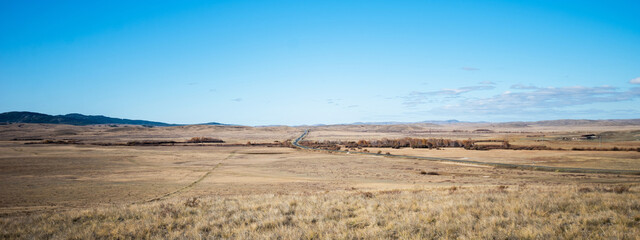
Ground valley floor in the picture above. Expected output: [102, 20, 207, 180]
[0, 124, 639, 238]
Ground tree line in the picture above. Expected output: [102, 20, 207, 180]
[298, 138, 555, 151]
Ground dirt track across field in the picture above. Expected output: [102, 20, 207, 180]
[143, 151, 236, 203]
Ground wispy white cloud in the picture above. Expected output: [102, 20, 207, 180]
[630, 77, 640, 84]
[423, 85, 640, 114]
[479, 81, 495, 85]
[510, 84, 538, 89]
[406, 106, 640, 120]
[326, 98, 341, 105]
[418, 85, 495, 96]
[403, 85, 495, 107]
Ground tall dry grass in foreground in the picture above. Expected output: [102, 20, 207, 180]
[1, 185, 639, 239]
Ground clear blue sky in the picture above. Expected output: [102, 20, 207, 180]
[1, 0, 639, 125]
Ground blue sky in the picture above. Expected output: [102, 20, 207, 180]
[1, 0, 639, 125]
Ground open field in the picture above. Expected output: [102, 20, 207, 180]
[0, 123, 302, 144]
[3, 186, 640, 239]
[1, 123, 639, 238]
[4, 0, 640, 238]
[347, 148, 640, 171]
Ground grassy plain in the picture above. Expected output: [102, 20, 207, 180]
[3, 186, 639, 239]
[0, 122, 639, 238]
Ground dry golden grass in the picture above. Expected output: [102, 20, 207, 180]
[0, 123, 302, 144]
[1, 185, 639, 239]
[1, 123, 640, 238]
[305, 125, 640, 142]
[361, 147, 640, 170]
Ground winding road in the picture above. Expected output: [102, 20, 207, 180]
[293, 129, 640, 175]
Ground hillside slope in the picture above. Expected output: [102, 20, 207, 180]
[0, 111, 175, 126]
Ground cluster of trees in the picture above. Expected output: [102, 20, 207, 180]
[274, 140, 295, 148]
[128, 137, 225, 145]
[301, 138, 477, 150]
[298, 141, 342, 151]
[353, 138, 475, 149]
[127, 140, 178, 146]
[298, 138, 561, 151]
[572, 147, 640, 152]
[186, 137, 224, 143]
[24, 139, 80, 145]
[471, 144, 554, 150]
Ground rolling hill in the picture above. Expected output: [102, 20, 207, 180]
[0, 111, 226, 126]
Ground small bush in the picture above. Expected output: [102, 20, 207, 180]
[361, 192, 375, 198]
[613, 185, 630, 194]
[595, 185, 631, 194]
[578, 187, 593, 193]
[33, 139, 80, 145]
[186, 137, 224, 143]
[184, 197, 200, 207]
[127, 140, 177, 146]
[159, 203, 179, 218]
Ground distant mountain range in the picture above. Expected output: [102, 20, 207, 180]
[311, 119, 640, 128]
[0, 111, 224, 126]
[512, 119, 640, 127]
[2, 111, 639, 127]
[341, 120, 462, 126]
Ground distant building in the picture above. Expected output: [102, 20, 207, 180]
[580, 134, 597, 140]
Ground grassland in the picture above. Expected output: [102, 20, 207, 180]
[0, 122, 639, 239]
[2, 186, 639, 239]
